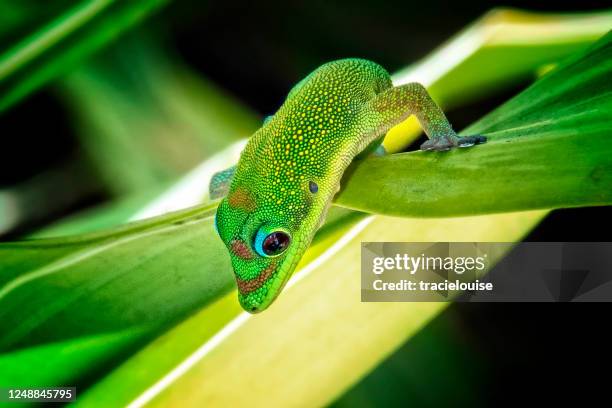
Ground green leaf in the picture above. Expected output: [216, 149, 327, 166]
[336, 33, 612, 216]
[0, 203, 229, 348]
[0, 0, 168, 113]
[0, 203, 236, 388]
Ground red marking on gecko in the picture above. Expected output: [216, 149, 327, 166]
[230, 239, 254, 260]
[236, 262, 277, 294]
[228, 188, 256, 212]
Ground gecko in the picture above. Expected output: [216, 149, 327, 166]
[210, 58, 486, 313]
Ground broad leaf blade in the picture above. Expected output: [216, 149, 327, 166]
[0, 204, 232, 351]
[336, 33, 612, 216]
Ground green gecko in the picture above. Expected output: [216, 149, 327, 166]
[210, 58, 486, 313]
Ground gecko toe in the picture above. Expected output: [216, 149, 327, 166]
[458, 135, 487, 147]
[419, 139, 436, 151]
[421, 134, 487, 152]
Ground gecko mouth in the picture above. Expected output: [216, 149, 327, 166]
[235, 236, 306, 313]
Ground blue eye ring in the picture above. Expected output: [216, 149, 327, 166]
[254, 226, 291, 257]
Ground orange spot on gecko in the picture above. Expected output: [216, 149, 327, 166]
[228, 188, 256, 212]
[230, 239, 254, 260]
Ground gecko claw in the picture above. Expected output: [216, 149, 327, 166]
[420, 134, 487, 151]
[458, 135, 487, 148]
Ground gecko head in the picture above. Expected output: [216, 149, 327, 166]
[214, 186, 315, 313]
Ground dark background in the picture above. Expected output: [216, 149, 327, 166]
[1, 1, 610, 406]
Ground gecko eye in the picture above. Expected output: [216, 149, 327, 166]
[254, 227, 291, 257]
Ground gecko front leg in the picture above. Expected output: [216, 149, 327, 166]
[209, 165, 236, 199]
[363, 82, 486, 151]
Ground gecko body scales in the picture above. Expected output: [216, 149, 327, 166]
[211, 59, 486, 312]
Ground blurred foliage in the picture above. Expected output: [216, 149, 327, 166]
[0, 1, 72, 40]
[59, 33, 259, 195]
[0, 0, 171, 235]
[0, 0, 168, 113]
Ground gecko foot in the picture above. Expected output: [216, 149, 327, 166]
[420, 134, 487, 152]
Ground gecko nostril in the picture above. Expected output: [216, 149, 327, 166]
[309, 181, 318, 193]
